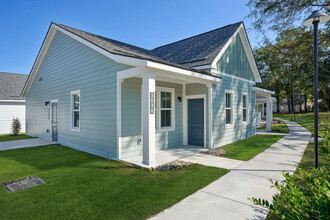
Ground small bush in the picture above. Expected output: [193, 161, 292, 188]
[11, 117, 21, 136]
[251, 168, 330, 219]
[319, 116, 329, 154]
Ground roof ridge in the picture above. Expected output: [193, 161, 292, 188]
[0, 72, 27, 76]
[152, 21, 242, 50]
[54, 23, 154, 54]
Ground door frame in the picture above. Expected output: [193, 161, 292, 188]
[50, 99, 58, 141]
[183, 94, 206, 147]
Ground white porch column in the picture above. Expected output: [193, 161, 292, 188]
[207, 84, 213, 149]
[142, 73, 156, 166]
[261, 103, 265, 118]
[266, 95, 272, 132]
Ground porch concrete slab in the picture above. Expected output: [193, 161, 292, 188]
[256, 130, 289, 135]
[123, 146, 205, 168]
[180, 153, 245, 170]
[150, 118, 310, 220]
[0, 138, 56, 152]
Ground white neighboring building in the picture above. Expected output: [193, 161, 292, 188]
[0, 72, 28, 134]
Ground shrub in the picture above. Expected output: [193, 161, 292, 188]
[251, 168, 330, 219]
[319, 116, 329, 154]
[11, 117, 21, 136]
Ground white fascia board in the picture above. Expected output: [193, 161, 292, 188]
[146, 61, 221, 83]
[22, 26, 57, 97]
[192, 65, 212, 70]
[253, 87, 275, 95]
[0, 100, 26, 103]
[210, 23, 262, 83]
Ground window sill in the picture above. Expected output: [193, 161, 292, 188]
[242, 122, 248, 125]
[156, 127, 175, 133]
[71, 128, 80, 132]
[225, 124, 233, 127]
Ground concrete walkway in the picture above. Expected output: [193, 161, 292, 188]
[0, 138, 56, 151]
[151, 118, 310, 220]
[180, 153, 246, 170]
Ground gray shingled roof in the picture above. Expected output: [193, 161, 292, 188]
[0, 72, 28, 100]
[55, 22, 243, 76]
[55, 23, 214, 76]
[151, 22, 242, 67]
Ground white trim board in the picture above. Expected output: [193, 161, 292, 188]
[253, 87, 274, 95]
[0, 100, 25, 103]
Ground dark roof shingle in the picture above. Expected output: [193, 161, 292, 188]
[151, 22, 242, 67]
[0, 72, 28, 100]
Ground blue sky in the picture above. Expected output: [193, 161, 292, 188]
[0, 0, 264, 75]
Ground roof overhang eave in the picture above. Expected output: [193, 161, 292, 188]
[22, 23, 221, 97]
[253, 87, 274, 95]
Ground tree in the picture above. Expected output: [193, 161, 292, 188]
[248, 0, 330, 112]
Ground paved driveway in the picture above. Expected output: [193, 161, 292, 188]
[0, 138, 56, 151]
[151, 118, 310, 220]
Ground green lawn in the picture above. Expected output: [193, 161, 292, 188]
[0, 134, 35, 142]
[297, 142, 329, 171]
[274, 112, 330, 136]
[220, 135, 284, 161]
[257, 119, 289, 133]
[0, 145, 227, 220]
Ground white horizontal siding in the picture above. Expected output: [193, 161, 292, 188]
[0, 102, 26, 134]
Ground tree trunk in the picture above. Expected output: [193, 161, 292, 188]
[299, 94, 303, 113]
[275, 87, 280, 113]
[287, 95, 291, 113]
[304, 95, 308, 112]
[291, 92, 294, 113]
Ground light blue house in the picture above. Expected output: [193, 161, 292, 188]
[22, 21, 273, 167]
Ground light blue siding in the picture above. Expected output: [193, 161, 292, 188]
[211, 75, 256, 147]
[216, 34, 255, 81]
[120, 79, 183, 159]
[26, 30, 131, 159]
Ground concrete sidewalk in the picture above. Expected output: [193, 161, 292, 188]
[180, 153, 246, 170]
[0, 138, 56, 151]
[151, 118, 310, 220]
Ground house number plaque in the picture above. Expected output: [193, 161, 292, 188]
[150, 92, 154, 114]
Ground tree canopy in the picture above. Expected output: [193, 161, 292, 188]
[247, 0, 330, 112]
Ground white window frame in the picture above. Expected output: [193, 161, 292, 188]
[70, 90, 80, 131]
[155, 86, 175, 132]
[242, 92, 248, 124]
[225, 90, 234, 126]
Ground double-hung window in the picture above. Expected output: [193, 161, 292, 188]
[225, 92, 233, 125]
[71, 90, 80, 130]
[155, 87, 175, 131]
[242, 94, 248, 123]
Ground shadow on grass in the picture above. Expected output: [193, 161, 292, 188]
[0, 144, 108, 171]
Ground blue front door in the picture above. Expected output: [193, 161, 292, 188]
[188, 99, 204, 146]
